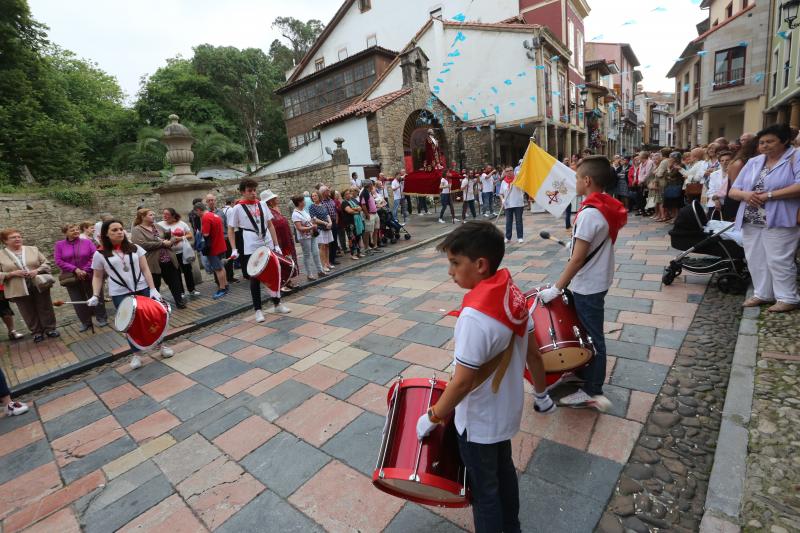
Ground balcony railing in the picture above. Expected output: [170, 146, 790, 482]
[713, 67, 745, 89]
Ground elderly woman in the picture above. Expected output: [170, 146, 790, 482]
[663, 152, 687, 222]
[131, 208, 186, 309]
[291, 195, 326, 281]
[158, 208, 197, 298]
[55, 223, 108, 332]
[0, 229, 58, 343]
[308, 191, 334, 272]
[263, 189, 298, 291]
[728, 124, 800, 313]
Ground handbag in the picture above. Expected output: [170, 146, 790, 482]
[312, 227, 320, 238]
[59, 271, 79, 287]
[33, 274, 55, 292]
[181, 238, 196, 263]
[664, 184, 682, 199]
[685, 182, 703, 196]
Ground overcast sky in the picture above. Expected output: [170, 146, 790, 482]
[29, 0, 705, 101]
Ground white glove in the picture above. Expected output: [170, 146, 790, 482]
[229, 250, 239, 261]
[149, 288, 162, 301]
[539, 286, 563, 304]
[86, 295, 99, 307]
[273, 245, 282, 255]
[416, 413, 437, 440]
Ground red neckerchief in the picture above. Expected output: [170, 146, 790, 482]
[238, 199, 260, 205]
[448, 269, 528, 337]
[579, 192, 628, 244]
[503, 174, 514, 185]
[112, 244, 122, 251]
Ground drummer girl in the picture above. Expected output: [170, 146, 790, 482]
[87, 219, 174, 369]
[416, 221, 555, 533]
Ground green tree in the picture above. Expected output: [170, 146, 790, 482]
[189, 123, 245, 171]
[111, 126, 165, 172]
[271, 17, 325, 65]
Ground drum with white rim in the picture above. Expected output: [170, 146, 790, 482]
[247, 246, 295, 295]
[114, 295, 171, 350]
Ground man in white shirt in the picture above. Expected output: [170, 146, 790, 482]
[227, 178, 289, 321]
[480, 166, 496, 217]
[350, 172, 359, 188]
[390, 172, 406, 223]
[460, 172, 477, 221]
[437, 173, 458, 224]
[706, 150, 731, 218]
[499, 167, 526, 243]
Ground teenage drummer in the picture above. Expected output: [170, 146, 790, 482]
[87, 219, 174, 369]
[227, 178, 290, 322]
[539, 156, 627, 410]
[416, 221, 555, 533]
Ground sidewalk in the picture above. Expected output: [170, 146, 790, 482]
[0, 213, 710, 532]
[0, 213, 453, 394]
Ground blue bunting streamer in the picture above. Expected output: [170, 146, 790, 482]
[517, 72, 527, 77]
[452, 12, 466, 22]
[550, 55, 560, 62]
[451, 31, 466, 47]
[494, 105, 501, 114]
[490, 86, 498, 94]
[463, 113, 469, 120]
[481, 108, 487, 117]
[504, 80, 512, 85]
[448, 50, 461, 57]
[440, 69, 451, 74]
[436, 78, 445, 83]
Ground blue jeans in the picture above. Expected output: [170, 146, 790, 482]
[439, 193, 454, 220]
[112, 289, 149, 353]
[392, 197, 406, 223]
[417, 196, 429, 213]
[504, 207, 523, 240]
[573, 290, 607, 396]
[481, 192, 494, 214]
[457, 431, 520, 533]
[565, 203, 573, 229]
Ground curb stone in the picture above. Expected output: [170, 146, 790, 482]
[699, 288, 758, 533]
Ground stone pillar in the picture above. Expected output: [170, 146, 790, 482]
[330, 137, 351, 192]
[701, 108, 711, 146]
[790, 100, 800, 129]
[777, 106, 789, 125]
[156, 115, 213, 214]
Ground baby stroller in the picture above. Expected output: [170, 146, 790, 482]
[662, 201, 749, 294]
[378, 208, 412, 245]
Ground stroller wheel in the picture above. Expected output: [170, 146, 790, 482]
[404, 234, 411, 240]
[662, 271, 676, 286]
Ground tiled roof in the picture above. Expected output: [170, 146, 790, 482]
[315, 88, 412, 128]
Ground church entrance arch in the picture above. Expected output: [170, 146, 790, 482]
[402, 110, 447, 172]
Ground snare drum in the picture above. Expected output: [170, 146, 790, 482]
[247, 246, 296, 296]
[114, 295, 171, 350]
[373, 377, 469, 508]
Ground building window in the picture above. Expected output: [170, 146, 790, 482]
[742, 0, 748, 8]
[676, 81, 681, 111]
[713, 46, 745, 89]
[284, 59, 378, 120]
[545, 64, 552, 118]
[567, 20, 575, 65]
[785, 35, 793, 88]
[315, 58, 325, 71]
[725, 2, 733, 18]
[683, 73, 690, 106]
[366, 34, 377, 48]
[693, 62, 701, 98]
[338, 48, 348, 61]
[576, 31, 584, 73]
[359, 0, 371, 12]
[773, 50, 779, 96]
[559, 73, 567, 120]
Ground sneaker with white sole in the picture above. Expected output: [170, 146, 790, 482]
[255, 310, 265, 323]
[272, 304, 291, 314]
[160, 345, 174, 358]
[558, 390, 612, 412]
[545, 372, 584, 393]
[504, 239, 510, 244]
[533, 393, 556, 414]
[517, 238, 524, 243]
[130, 355, 142, 370]
[438, 219, 446, 224]
[190, 290, 201, 297]
[6, 401, 29, 416]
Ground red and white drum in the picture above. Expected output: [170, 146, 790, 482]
[114, 295, 171, 350]
[373, 377, 469, 508]
[523, 287, 594, 386]
[247, 246, 297, 296]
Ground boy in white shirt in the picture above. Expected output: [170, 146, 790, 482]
[539, 156, 627, 410]
[416, 221, 554, 532]
[706, 150, 731, 219]
[460, 172, 477, 221]
[390, 172, 406, 223]
[438, 173, 458, 224]
[479, 166, 496, 217]
[499, 167, 526, 243]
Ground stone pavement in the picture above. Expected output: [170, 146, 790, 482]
[0, 212, 710, 532]
[0, 213, 446, 393]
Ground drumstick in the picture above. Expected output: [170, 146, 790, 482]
[539, 231, 567, 247]
[53, 300, 90, 306]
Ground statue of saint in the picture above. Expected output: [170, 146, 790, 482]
[424, 129, 444, 170]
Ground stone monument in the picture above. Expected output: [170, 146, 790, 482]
[155, 114, 213, 213]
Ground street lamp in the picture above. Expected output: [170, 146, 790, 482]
[782, 0, 800, 29]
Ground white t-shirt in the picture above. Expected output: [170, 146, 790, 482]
[91, 246, 149, 297]
[291, 209, 314, 241]
[570, 208, 614, 295]
[391, 179, 403, 200]
[686, 160, 708, 185]
[157, 220, 192, 239]
[499, 181, 525, 208]
[93, 221, 103, 245]
[461, 178, 475, 201]
[706, 169, 728, 208]
[453, 307, 533, 444]
[440, 178, 450, 194]
[227, 202, 274, 254]
[480, 173, 494, 193]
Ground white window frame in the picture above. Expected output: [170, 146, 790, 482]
[784, 35, 793, 89]
[338, 48, 348, 61]
[576, 30, 584, 74]
[567, 20, 575, 66]
[772, 48, 779, 96]
[366, 34, 377, 48]
[315, 57, 325, 71]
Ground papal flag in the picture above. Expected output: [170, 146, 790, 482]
[513, 140, 576, 217]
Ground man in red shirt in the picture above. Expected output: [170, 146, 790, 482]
[195, 202, 229, 299]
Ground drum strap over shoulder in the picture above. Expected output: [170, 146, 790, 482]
[469, 335, 516, 394]
[241, 203, 266, 238]
[103, 253, 140, 295]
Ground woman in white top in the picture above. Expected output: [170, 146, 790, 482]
[706, 151, 732, 219]
[158, 208, 198, 297]
[87, 219, 173, 368]
[460, 171, 477, 221]
[499, 166, 526, 243]
[291, 195, 326, 281]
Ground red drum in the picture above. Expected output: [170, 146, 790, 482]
[373, 377, 469, 507]
[524, 287, 593, 382]
[114, 295, 171, 350]
[247, 246, 297, 296]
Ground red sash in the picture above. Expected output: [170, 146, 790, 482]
[449, 269, 528, 337]
[579, 192, 628, 244]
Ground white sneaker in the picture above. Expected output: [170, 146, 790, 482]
[504, 239, 510, 244]
[190, 290, 201, 297]
[438, 219, 446, 224]
[533, 393, 556, 415]
[453, 218, 460, 223]
[6, 401, 29, 416]
[160, 345, 174, 358]
[255, 310, 265, 323]
[272, 304, 291, 314]
[517, 238, 524, 243]
[130, 355, 142, 370]
[558, 390, 612, 412]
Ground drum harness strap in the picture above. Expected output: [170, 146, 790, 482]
[469, 336, 517, 394]
[102, 253, 141, 296]
[568, 205, 609, 283]
[241, 202, 267, 240]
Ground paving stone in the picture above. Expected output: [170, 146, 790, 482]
[605, 340, 651, 361]
[620, 324, 656, 345]
[212, 337, 250, 355]
[62, 436, 137, 484]
[216, 489, 323, 533]
[618, 264, 666, 274]
[112, 395, 162, 427]
[400, 310, 448, 325]
[0, 406, 39, 436]
[83, 474, 174, 533]
[43, 401, 110, 441]
[611, 358, 670, 394]
[85, 370, 129, 394]
[655, 328, 687, 349]
[249, 379, 316, 422]
[398, 323, 454, 348]
[687, 293, 703, 303]
[519, 474, 606, 533]
[240, 431, 331, 497]
[123, 361, 174, 387]
[605, 296, 653, 313]
[0, 438, 53, 485]
[76, 460, 161, 518]
[190, 358, 253, 389]
[326, 375, 369, 400]
[198, 406, 253, 441]
[321, 411, 384, 476]
[154, 433, 222, 484]
[160, 384, 224, 421]
[385, 503, 465, 533]
[169, 393, 253, 442]
[266, 316, 308, 331]
[251, 352, 298, 373]
[253, 331, 299, 350]
[35, 382, 87, 405]
[605, 309, 620, 322]
[618, 279, 663, 291]
[327, 311, 378, 329]
[352, 334, 411, 357]
[347, 354, 410, 385]
[603, 384, 631, 419]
